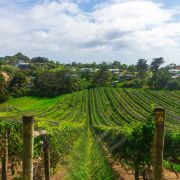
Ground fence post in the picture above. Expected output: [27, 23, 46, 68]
[43, 135, 50, 180]
[23, 116, 34, 180]
[2, 131, 8, 180]
[152, 107, 165, 180]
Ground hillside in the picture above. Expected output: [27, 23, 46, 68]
[0, 87, 180, 179]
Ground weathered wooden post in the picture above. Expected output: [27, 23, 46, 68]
[23, 116, 34, 180]
[2, 131, 8, 180]
[152, 107, 165, 180]
[43, 135, 50, 180]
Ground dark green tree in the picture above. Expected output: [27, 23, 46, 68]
[31, 56, 49, 63]
[93, 66, 112, 87]
[150, 57, 164, 73]
[137, 59, 148, 79]
[128, 65, 137, 76]
[6, 52, 30, 65]
[33, 70, 80, 97]
[9, 71, 29, 97]
[112, 61, 121, 69]
[149, 68, 171, 89]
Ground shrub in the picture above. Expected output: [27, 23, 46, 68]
[167, 79, 180, 90]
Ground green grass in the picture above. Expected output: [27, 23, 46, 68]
[68, 127, 115, 180]
[2, 96, 60, 111]
[163, 160, 180, 173]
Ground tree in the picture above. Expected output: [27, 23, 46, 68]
[128, 65, 137, 76]
[150, 57, 164, 73]
[137, 59, 148, 79]
[0, 74, 9, 102]
[99, 61, 109, 70]
[14, 52, 29, 62]
[33, 70, 80, 97]
[121, 64, 128, 70]
[9, 71, 29, 97]
[149, 68, 171, 89]
[112, 61, 121, 69]
[7, 52, 30, 65]
[93, 67, 112, 87]
[0, 57, 6, 65]
[31, 56, 49, 63]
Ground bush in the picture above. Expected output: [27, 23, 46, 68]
[167, 79, 180, 90]
[122, 79, 145, 88]
[0, 89, 9, 103]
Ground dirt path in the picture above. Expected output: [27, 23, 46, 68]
[164, 169, 180, 180]
[101, 143, 135, 180]
[106, 153, 134, 180]
[102, 143, 180, 180]
[51, 164, 68, 180]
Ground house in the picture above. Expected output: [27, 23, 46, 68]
[108, 69, 120, 74]
[176, 65, 180, 70]
[119, 74, 133, 81]
[168, 69, 180, 73]
[70, 68, 77, 72]
[172, 74, 180, 79]
[168, 68, 180, 79]
[16, 60, 31, 70]
[80, 68, 95, 73]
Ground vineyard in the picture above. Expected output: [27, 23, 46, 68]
[0, 87, 180, 179]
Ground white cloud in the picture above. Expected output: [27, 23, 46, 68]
[0, 0, 180, 64]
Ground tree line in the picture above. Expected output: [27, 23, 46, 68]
[0, 53, 180, 102]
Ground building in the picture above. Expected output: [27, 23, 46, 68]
[16, 60, 32, 70]
[172, 74, 180, 79]
[80, 68, 96, 73]
[168, 69, 179, 73]
[108, 69, 120, 74]
[119, 74, 133, 81]
[168, 68, 180, 79]
[176, 65, 180, 70]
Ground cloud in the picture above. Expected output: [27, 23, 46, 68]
[0, 0, 180, 64]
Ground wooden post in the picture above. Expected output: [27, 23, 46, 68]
[2, 131, 8, 180]
[23, 116, 34, 180]
[152, 107, 165, 180]
[43, 135, 50, 180]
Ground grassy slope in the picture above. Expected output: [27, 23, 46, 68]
[0, 96, 61, 111]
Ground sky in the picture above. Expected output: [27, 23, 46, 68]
[0, 0, 180, 65]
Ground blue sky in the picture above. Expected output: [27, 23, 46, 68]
[0, 0, 180, 65]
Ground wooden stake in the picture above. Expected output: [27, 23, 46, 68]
[43, 135, 50, 180]
[152, 107, 165, 180]
[2, 131, 8, 180]
[23, 116, 34, 180]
